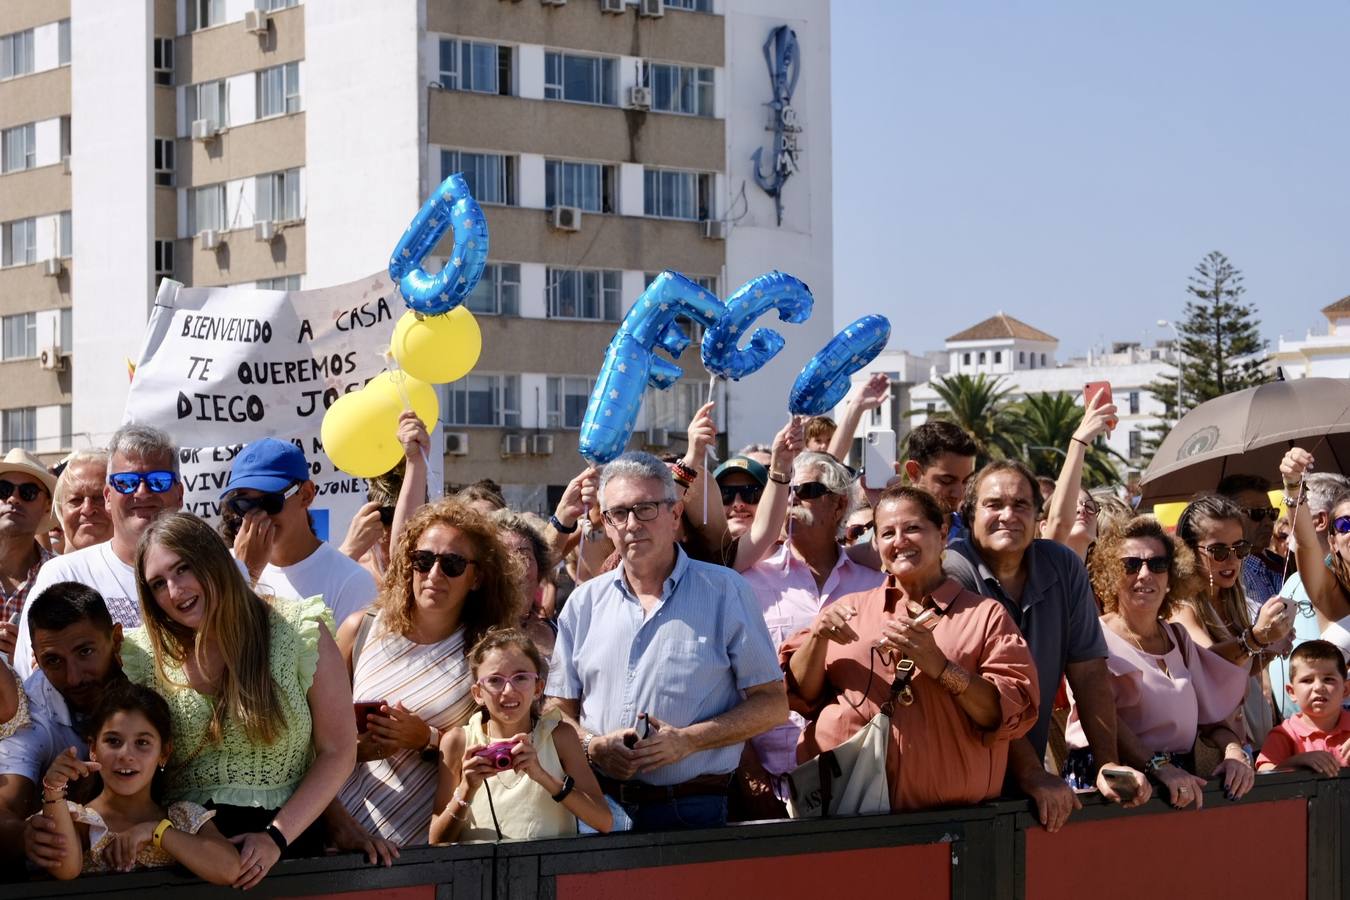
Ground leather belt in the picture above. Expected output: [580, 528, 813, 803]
[597, 772, 732, 805]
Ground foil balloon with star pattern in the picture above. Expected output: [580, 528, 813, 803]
[700, 270, 814, 380]
[388, 172, 488, 315]
[788, 314, 891, 416]
[578, 271, 725, 465]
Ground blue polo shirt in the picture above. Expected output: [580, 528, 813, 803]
[943, 538, 1108, 757]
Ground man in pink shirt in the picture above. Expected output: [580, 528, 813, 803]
[1258, 640, 1350, 774]
[739, 451, 885, 804]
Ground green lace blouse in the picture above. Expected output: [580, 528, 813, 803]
[122, 595, 331, 809]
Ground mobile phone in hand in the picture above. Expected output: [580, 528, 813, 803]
[1083, 381, 1116, 433]
[1101, 766, 1138, 801]
[354, 699, 385, 734]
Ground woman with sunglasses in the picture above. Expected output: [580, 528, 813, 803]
[1175, 494, 1292, 747]
[1065, 516, 1252, 808]
[325, 498, 521, 858]
[123, 513, 355, 890]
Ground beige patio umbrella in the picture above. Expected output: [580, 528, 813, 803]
[1140, 377, 1350, 505]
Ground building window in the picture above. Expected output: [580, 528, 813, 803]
[259, 0, 299, 10]
[154, 240, 174, 280]
[547, 376, 594, 429]
[643, 63, 714, 117]
[1, 408, 36, 451]
[1, 218, 36, 267]
[187, 0, 226, 31]
[1029, 355, 1036, 369]
[257, 62, 300, 118]
[1, 124, 35, 174]
[643, 168, 712, 220]
[1128, 430, 1142, 461]
[962, 352, 971, 366]
[2, 313, 37, 359]
[647, 381, 702, 432]
[544, 160, 615, 213]
[185, 80, 228, 130]
[58, 20, 70, 66]
[0, 29, 35, 80]
[438, 38, 511, 95]
[59, 116, 70, 159]
[440, 150, 515, 206]
[59, 308, 71, 351]
[544, 52, 617, 106]
[643, 273, 715, 342]
[58, 211, 71, 258]
[1018, 351, 1025, 365]
[464, 263, 520, 316]
[256, 168, 301, 222]
[1128, 391, 1140, 415]
[443, 374, 520, 427]
[664, 0, 712, 9]
[978, 352, 986, 365]
[187, 185, 226, 235]
[153, 38, 174, 86]
[257, 275, 301, 290]
[154, 138, 175, 186]
[993, 351, 1002, 364]
[546, 268, 621, 321]
[60, 404, 72, 449]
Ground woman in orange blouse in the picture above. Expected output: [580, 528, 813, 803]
[783, 485, 1039, 811]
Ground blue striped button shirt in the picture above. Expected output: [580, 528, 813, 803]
[546, 546, 783, 786]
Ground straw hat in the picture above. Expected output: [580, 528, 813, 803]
[0, 447, 58, 531]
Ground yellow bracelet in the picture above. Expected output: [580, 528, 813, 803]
[152, 818, 174, 850]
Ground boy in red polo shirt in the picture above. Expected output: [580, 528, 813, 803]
[1257, 640, 1350, 775]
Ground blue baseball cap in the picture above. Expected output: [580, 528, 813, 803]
[221, 438, 311, 497]
[713, 455, 769, 486]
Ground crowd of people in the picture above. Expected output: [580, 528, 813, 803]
[0, 374, 1347, 887]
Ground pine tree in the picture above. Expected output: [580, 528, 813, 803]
[1143, 251, 1268, 456]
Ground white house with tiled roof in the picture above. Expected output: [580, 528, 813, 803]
[945, 312, 1060, 377]
[1272, 296, 1350, 379]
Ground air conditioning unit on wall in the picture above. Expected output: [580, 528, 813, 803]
[551, 206, 582, 232]
[243, 10, 270, 34]
[445, 431, 469, 455]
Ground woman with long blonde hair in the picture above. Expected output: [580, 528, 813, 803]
[123, 512, 355, 890]
[323, 497, 521, 861]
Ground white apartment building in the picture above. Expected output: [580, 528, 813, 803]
[1273, 295, 1350, 380]
[2, 0, 833, 509]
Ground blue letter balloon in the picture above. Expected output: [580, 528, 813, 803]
[388, 173, 489, 315]
[701, 271, 814, 380]
[788, 315, 891, 416]
[578, 272, 725, 465]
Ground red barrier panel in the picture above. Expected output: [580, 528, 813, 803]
[555, 843, 951, 900]
[299, 888, 436, 900]
[1024, 798, 1307, 900]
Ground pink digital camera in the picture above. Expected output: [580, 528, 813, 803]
[474, 740, 516, 770]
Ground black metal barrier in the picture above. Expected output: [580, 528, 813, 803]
[5, 771, 1341, 900]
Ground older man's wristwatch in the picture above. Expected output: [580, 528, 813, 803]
[1146, 753, 1172, 776]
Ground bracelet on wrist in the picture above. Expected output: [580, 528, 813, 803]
[768, 470, 790, 485]
[548, 514, 578, 534]
[1070, 436, 1091, 448]
[152, 818, 175, 850]
[551, 774, 576, 803]
[671, 460, 698, 482]
[265, 823, 289, 853]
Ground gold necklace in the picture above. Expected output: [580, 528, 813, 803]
[1120, 619, 1172, 679]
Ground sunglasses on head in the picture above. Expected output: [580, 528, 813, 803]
[791, 481, 834, 501]
[1243, 507, 1280, 523]
[224, 483, 301, 517]
[409, 549, 477, 578]
[1197, 540, 1252, 562]
[1332, 516, 1350, 535]
[107, 470, 178, 495]
[1121, 556, 1170, 575]
[720, 483, 764, 506]
[0, 479, 45, 503]
[378, 506, 395, 527]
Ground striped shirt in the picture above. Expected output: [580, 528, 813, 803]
[337, 613, 476, 846]
[546, 546, 782, 786]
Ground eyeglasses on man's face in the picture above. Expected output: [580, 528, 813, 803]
[601, 500, 673, 527]
[107, 470, 178, 495]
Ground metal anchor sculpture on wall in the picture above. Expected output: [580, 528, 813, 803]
[751, 25, 802, 227]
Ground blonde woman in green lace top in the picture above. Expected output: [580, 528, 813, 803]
[123, 513, 356, 890]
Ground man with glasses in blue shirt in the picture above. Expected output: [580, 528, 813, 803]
[12, 423, 183, 676]
[547, 451, 787, 831]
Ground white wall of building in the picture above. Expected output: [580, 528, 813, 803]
[1275, 320, 1350, 380]
[303, 2, 423, 286]
[71, 0, 154, 445]
[721, 0, 833, 450]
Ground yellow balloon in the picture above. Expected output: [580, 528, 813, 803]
[366, 370, 441, 429]
[321, 389, 402, 479]
[1152, 501, 1188, 529]
[390, 307, 482, 384]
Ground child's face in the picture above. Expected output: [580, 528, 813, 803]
[90, 710, 169, 798]
[1287, 658, 1350, 723]
[470, 646, 542, 725]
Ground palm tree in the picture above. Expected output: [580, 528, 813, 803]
[921, 373, 1018, 463]
[1010, 391, 1124, 487]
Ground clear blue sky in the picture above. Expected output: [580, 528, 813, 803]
[831, 2, 1350, 357]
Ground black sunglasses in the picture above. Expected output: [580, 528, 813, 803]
[108, 470, 178, 495]
[720, 484, 764, 506]
[0, 480, 45, 503]
[845, 523, 873, 542]
[1243, 507, 1280, 523]
[409, 549, 477, 578]
[224, 483, 301, 517]
[791, 481, 834, 501]
[1197, 541, 1252, 562]
[1121, 556, 1170, 575]
[379, 506, 395, 527]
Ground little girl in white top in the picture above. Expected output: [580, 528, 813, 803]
[430, 628, 611, 842]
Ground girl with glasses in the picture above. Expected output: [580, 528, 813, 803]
[430, 628, 610, 843]
[1175, 494, 1293, 748]
[1065, 517, 1252, 808]
[327, 498, 521, 860]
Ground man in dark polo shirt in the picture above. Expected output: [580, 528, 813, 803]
[944, 460, 1149, 831]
